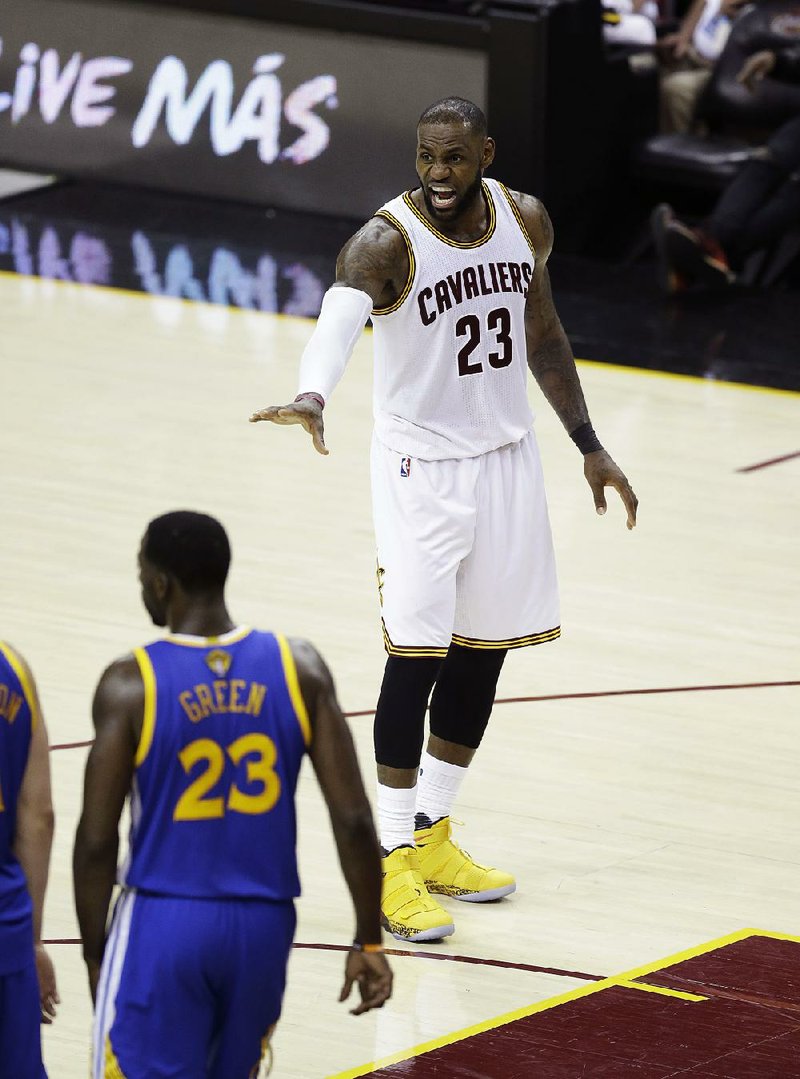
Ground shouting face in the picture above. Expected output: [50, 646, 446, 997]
[416, 121, 494, 222]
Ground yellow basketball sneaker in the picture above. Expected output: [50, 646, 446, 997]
[414, 817, 516, 902]
[381, 846, 455, 942]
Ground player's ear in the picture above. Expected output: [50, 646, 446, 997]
[154, 571, 170, 602]
[481, 137, 496, 170]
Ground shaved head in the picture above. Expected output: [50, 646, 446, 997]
[418, 98, 487, 140]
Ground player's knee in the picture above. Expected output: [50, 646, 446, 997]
[429, 645, 507, 749]
[373, 655, 441, 768]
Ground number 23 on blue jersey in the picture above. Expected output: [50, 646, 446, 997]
[173, 733, 281, 821]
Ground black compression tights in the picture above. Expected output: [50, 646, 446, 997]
[373, 645, 508, 770]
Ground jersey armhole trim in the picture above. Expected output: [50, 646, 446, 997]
[0, 640, 41, 729]
[276, 634, 312, 747]
[498, 183, 537, 261]
[132, 648, 156, 768]
[372, 211, 416, 316]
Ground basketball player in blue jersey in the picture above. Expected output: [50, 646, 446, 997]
[251, 97, 638, 944]
[0, 641, 59, 1079]
[73, 511, 391, 1079]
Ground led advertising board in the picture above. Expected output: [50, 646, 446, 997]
[0, 0, 486, 217]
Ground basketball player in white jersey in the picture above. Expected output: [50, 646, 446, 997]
[251, 98, 638, 943]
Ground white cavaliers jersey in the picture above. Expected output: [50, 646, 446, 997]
[371, 177, 536, 460]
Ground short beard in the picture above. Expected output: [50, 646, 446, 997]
[421, 169, 483, 220]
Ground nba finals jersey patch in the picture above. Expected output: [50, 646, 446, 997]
[400, 456, 412, 477]
[205, 648, 232, 676]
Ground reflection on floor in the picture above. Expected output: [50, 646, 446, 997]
[1, 179, 798, 392]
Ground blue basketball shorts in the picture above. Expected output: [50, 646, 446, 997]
[92, 889, 296, 1079]
[0, 957, 47, 1079]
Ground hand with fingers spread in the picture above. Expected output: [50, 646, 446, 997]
[339, 947, 393, 1016]
[584, 450, 638, 530]
[35, 943, 59, 1024]
[250, 394, 328, 456]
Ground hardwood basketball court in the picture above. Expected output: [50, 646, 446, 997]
[2, 270, 798, 1077]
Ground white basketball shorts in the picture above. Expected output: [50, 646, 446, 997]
[370, 431, 560, 656]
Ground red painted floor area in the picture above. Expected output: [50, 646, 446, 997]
[362, 935, 800, 1078]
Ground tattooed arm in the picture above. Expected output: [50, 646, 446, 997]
[519, 194, 588, 428]
[250, 218, 408, 452]
[334, 217, 410, 306]
[515, 193, 638, 529]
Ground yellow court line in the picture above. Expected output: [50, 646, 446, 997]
[327, 928, 800, 1079]
[2, 270, 796, 398]
[617, 979, 706, 1002]
[575, 356, 800, 398]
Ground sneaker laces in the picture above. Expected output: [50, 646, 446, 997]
[446, 818, 475, 859]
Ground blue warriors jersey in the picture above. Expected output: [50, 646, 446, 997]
[0, 642, 36, 975]
[120, 627, 310, 900]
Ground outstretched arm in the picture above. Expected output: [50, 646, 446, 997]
[249, 219, 409, 453]
[10, 645, 59, 1023]
[292, 638, 392, 1015]
[73, 656, 141, 1004]
[518, 194, 638, 529]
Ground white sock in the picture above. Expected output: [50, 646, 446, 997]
[415, 752, 467, 826]
[377, 783, 417, 853]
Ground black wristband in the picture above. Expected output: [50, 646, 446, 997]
[569, 422, 603, 455]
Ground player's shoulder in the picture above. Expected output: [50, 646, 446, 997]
[0, 640, 40, 716]
[94, 651, 145, 701]
[283, 636, 329, 680]
[501, 188, 554, 259]
[341, 214, 409, 262]
[0, 639, 26, 674]
[336, 212, 411, 294]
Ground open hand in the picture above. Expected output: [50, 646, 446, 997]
[249, 398, 328, 455]
[584, 450, 638, 529]
[339, 949, 393, 1015]
[35, 944, 59, 1024]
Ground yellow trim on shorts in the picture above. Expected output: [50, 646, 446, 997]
[498, 182, 537, 261]
[276, 634, 312, 746]
[0, 641, 40, 729]
[104, 1035, 128, 1078]
[132, 648, 156, 767]
[401, 182, 497, 248]
[372, 211, 416, 315]
[451, 627, 561, 650]
[382, 622, 448, 659]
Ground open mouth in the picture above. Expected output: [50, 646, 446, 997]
[429, 186, 457, 211]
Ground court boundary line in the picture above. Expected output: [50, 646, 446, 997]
[341, 679, 800, 720]
[49, 678, 799, 751]
[736, 450, 800, 473]
[2, 271, 798, 398]
[326, 928, 800, 1079]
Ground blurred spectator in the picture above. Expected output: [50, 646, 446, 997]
[652, 45, 800, 290]
[697, 3, 800, 134]
[603, 0, 660, 47]
[658, 0, 751, 131]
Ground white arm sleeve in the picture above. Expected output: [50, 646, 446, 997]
[297, 285, 373, 404]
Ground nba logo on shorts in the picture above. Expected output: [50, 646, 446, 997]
[400, 456, 412, 478]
